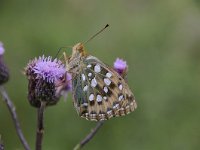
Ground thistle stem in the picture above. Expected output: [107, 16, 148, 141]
[35, 102, 46, 150]
[74, 121, 104, 150]
[0, 86, 30, 150]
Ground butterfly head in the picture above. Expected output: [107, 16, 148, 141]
[66, 43, 87, 72]
[71, 42, 87, 57]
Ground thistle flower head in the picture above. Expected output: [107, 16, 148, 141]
[0, 42, 5, 55]
[0, 42, 9, 85]
[32, 56, 65, 83]
[113, 58, 128, 76]
[25, 55, 66, 107]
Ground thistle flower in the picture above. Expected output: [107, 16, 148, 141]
[25, 55, 66, 107]
[0, 42, 9, 85]
[113, 58, 128, 77]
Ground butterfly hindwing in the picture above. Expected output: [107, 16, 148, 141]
[72, 55, 137, 121]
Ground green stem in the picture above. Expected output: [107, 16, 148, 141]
[35, 102, 46, 150]
[74, 121, 104, 150]
[0, 86, 30, 150]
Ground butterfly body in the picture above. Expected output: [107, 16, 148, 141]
[66, 43, 137, 121]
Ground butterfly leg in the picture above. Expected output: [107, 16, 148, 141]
[63, 52, 69, 63]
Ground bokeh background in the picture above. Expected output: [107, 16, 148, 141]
[0, 0, 200, 149]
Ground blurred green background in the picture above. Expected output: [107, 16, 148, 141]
[0, 0, 200, 149]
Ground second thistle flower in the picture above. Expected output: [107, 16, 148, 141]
[113, 58, 128, 79]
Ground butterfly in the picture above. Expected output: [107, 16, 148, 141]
[64, 42, 137, 121]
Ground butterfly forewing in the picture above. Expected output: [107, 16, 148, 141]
[72, 55, 137, 121]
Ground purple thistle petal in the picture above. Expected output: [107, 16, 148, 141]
[113, 58, 128, 75]
[0, 42, 5, 55]
[32, 55, 65, 83]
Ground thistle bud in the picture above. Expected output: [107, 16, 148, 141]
[25, 56, 66, 107]
[113, 58, 128, 78]
[0, 42, 9, 85]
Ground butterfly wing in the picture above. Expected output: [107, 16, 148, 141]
[72, 55, 137, 121]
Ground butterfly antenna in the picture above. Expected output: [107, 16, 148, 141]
[85, 24, 109, 44]
[53, 46, 72, 59]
